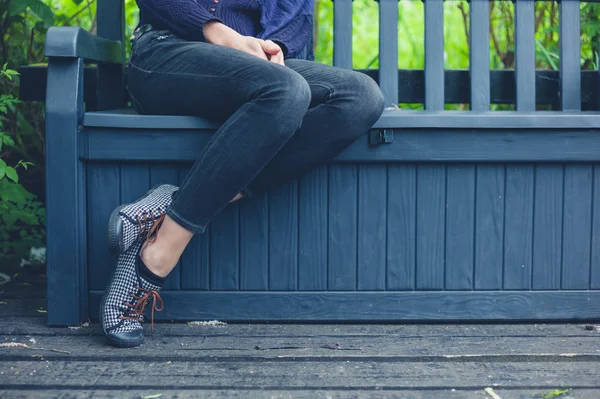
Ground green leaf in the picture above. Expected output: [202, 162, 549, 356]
[37, 308, 47, 313]
[5, 167, 18, 183]
[27, 0, 54, 26]
[141, 395, 163, 399]
[0, 159, 6, 169]
[8, 0, 30, 15]
[8, 0, 54, 26]
[0, 168, 5, 181]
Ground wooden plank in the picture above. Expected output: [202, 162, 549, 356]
[445, 165, 475, 290]
[503, 165, 534, 290]
[4, 360, 600, 389]
[333, 0, 353, 69]
[239, 192, 269, 291]
[469, 0, 490, 111]
[150, 165, 180, 290]
[474, 165, 504, 290]
[45, 58, 87, 325]
[3, 334, 600, 360]
[378, 0, 399, 105]
[88, 124, 600, 164]
[298, 167, 328, 291]
[178, 165, 210, 291]
[532, 165, 563, 290]
[424, 0, 444, 110]
[386, 165, 416, 291]
[87, 164, 120, 291]
[416, 165, 445, 290]
[3, 314, 599, 338]
[514, 0, 536, 110]
[5, 391, 600, 399]
[0, 299, 45, 318]
[357, 165, 386, 290]
[592, 166, 600, 290]
[119, 164, 150, 203]
[210, 204, 239, 290]
[560, 0, 582, 111]
[269, 181, 299, 291]
[328, 165, 358, 290]
[96, 0, 125, 110]
[562, 165, 593, 289]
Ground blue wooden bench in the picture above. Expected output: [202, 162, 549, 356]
[25, 0, 600, 325]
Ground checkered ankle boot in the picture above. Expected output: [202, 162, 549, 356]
[108, 184, 178, 255]
[100, 241, 165, 348]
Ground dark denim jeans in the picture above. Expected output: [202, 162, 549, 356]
[126, 29, 385, 233]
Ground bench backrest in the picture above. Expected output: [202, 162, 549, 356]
[96, 0, 599, 112]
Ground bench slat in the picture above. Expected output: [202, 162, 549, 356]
[560, 0, 582, 111]
[425, 0, 445, 110]
[379, 0, 399, 106]
[333, 0, 353, 69]
[470, 0, 490, 111]
[515, 0, 536, 111]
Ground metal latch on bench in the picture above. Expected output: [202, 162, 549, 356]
[369, 129, 394, 146]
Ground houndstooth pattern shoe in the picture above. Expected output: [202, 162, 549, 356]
[100, 241, 164, 348]
[108, 184, 178, 255]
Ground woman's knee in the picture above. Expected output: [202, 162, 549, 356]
[258, 65, 311, 113]
[346, 72, 385, 126]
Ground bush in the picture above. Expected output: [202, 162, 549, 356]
[0, 64, 45, 263]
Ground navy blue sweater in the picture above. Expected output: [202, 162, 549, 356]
[135, 0, 314, 58]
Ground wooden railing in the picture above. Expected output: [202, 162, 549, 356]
[332, 0, 598, 111]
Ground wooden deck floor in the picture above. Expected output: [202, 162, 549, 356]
[1, 267, 600, 398]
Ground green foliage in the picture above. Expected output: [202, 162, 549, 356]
[0, 64, 44, 261]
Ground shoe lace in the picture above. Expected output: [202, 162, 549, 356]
[136, 209, 166, 243]
[119, 286, 164, 334]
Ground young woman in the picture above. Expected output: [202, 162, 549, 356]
[100, 0, 385, 347]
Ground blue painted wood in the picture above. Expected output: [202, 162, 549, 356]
[96, 0, 125, 110]
[386, 165, 416, 291]
[357, 165, 387, 291]
[88, 126, 600, 164]
[445, 166, 475, 290]
[416, 165, 446, 290]
[298, 167, 328, 291]
[239, 192, 269, 291]
[328, 165, 358, 290]
[562, 165, 593, 289]
[532, 166, 563, 290]
[150, 166, 180, 290]
[515, 0, 536, 111]
[591, 166, 600, 290]
[424, 0, 444, 110]
[378, 0, 398, 106]
[333, 0, 353, 69]
[469, 0, 490, 111]
[89, 290, 600, 321]
[87, 165, 120, 291]
[45, 58, 87, 325]
[474, 165, 505, 290]
[269, 180, 299, 291]
[178, 166, 210, 291]
[559, 0, 581, 111]
[210, 203, 240, 290]
[503, 165, 534, 290]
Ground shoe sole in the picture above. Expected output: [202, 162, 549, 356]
[107, 185, 162, 255]
[105, 333, 144, 348]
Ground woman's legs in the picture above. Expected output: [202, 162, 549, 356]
[139, 60, 384, 278]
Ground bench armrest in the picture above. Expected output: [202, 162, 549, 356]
[44, 26, 123, 64]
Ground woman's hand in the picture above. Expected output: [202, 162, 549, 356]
[203, 22, 267, 60]
[203, 22, 284, 65]
[259, 40, 285, 66]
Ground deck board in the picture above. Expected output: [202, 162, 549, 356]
[1, 282, 599, 397]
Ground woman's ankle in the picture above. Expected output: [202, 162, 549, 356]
[140, 241, 177, 278]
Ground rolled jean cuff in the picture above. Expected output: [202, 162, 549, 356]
[240, 187, 252, 199]
[165, 207, 206, 234]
